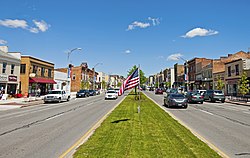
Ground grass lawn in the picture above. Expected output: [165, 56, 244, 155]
[74, 92, 221, 158]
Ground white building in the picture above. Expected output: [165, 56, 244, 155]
[0, 46, 21, 95]
[53, 71, 68, 91]
[96, 72, 109, 90]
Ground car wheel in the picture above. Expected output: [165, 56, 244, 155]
[58, 98, 61, 103]
[44, 101, 48, 104]
[221, 100, 225, 103]
[200, 101, 203, 104]
[183, 105, 188, 109]
[67, 97, 70, 101]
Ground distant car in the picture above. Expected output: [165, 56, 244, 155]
[44, 90, 70, 103]
[76, 89, 89, 98]
[166, 88, 178, 94]
[164, 93, 188, 108]
[204, 90, 225, 103]
[105, 90, 118, 100]
[155, 88, 164, 94]
[95, 89, 101, 95]
[193, 90, 206, 96]
[185, 92, 204, 104]
[149, 87, 154, 91]
[114, 88, 120, 93]
[89, 90, 96, 96]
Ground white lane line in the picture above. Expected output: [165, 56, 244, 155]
[45, 113, 64, 121]
[199, 109, 214, 116]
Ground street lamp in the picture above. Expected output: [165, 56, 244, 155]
[93, 62, 103, 90]
[66, 48, 82, 94]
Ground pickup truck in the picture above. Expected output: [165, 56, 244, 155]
[44, 90, 70, 103]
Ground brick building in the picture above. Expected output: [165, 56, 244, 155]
[20, 56, 56, 96]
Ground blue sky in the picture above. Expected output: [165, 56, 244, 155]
[1, 0, 250, 77]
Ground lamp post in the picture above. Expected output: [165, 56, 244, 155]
[66, 48, 82, 94]
[93, 62, 103, 90]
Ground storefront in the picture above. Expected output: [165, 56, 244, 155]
[0, 74, 18, 95]
[29, 77, 56, 96]
[226, 78, 239, 96]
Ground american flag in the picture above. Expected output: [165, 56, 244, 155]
[118, 68, 140, 96]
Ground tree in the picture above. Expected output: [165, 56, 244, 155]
[238, 72, 250, 97]
[101, 80, 106, 90]
[127, 65, 147, 84]
[117, 82, 122, 87]
[165, 82, 171, 89]
[81, 80, 90, 89]
[216, 77, 225, 90]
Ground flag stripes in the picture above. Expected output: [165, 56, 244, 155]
[118, 68, 139, 96]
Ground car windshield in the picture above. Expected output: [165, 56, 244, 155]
[78, 90, 87, 93]
[214, 90, 223, 94]
[107, 91, 116, 94]
[89, 90, 95, 92]
[48, 91, 62, 94]
[171, 94, 185, 99]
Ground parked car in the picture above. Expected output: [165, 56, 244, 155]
[95, 89, 101, 95]
[105, 90, 118, 100]
[149, 87, 154, 91]
[76, 89, 89, 98]
[114, 88, 120, 93]
[44, 90, 70, 103]
[185, 92, 204, 104]
[89, 90, 96, 96]
[204, 90, 225, 103]
[155, 88, 164, 94]
[193, 90, 206, 96]
[166, 88, 178, 94]
[164, 93, 188, 108]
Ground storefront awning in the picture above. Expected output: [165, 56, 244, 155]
[29, 77, 57, 84]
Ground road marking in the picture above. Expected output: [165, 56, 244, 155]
[144, 92, 229, 158]
[45, 113, 64, 121]
[199, 109, 214, 115]
[59, 97, 126, 158]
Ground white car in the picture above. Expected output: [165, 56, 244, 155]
[105, 90, 118, 100]
[44, 90, 70, 103]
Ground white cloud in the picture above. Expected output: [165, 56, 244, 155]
[127, 21, 150, 31]
[0, 39, 7, 45]
[0, 19, 28, 29]
[0, 19, 50, 33]
[125, 49, 131, 54]
[148, 17, 160, 26]
[33, 20, 50, 32]
[167, 53, 183, 61]
[182, 27, 219, 38]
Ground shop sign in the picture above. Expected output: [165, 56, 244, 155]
[9, 75, 17, 82]
[0, 74, 8, 82]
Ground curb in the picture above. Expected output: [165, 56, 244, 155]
[225, 100, 250, 107]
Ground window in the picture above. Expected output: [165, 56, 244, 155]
[48, 69, 52, 78]
[72, 74, 76, 80]
[235, 64, 239, 76]
[228, 66, 231, 77]
[11, 64, 15, 74]
[2, 62, 7, 74]
[20, 64, 26, 74]
[41, 67, 45, 77]
[32, 65, 38, 74]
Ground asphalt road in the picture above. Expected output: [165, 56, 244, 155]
[0, 93, 124, 158]
[144, 91, 250, 158]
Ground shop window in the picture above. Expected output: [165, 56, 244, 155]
[235, 64, 239, 76]
[228, 66, 231, 77]
[2, 62, 7, 74]
[11, 64, 15, 74]
[20, 64, 26, 74]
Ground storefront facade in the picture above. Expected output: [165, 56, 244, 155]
[0, 49, 21, 95]
[20, 56, 56, 96]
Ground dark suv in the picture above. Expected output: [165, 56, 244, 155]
[204, 90, 225, 103]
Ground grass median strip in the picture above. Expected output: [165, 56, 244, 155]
[74, 93, 221, 158]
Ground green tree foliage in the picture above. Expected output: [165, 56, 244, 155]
[238, 72, 250, 96]
[165, 82, 171, 89]
[216, 77, 225, 90]
[102, 80, 106, 89]
[117, 82, 122, 87]
[81, 80, 90, 89]
[127, 65, 147, 84]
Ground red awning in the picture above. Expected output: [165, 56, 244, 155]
[29, 77, 57, 84]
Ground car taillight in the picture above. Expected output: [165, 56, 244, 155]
[200, 96, 204, 98]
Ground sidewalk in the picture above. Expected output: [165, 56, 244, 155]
[225, 99, 250, 107]
[0, 92, 77, 111]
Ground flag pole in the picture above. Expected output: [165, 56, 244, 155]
[137, 65, 141, 122]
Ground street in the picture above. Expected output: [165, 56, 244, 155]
[0, 94, 124, 158]
[144, 91, 250, 158]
